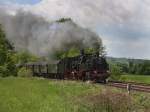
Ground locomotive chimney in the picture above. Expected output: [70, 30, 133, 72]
[96, 51, 99, 57]
[80, 49, 85, 56]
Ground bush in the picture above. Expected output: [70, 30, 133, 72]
[0, 62, 16, 77]
[0, 65, 9, 77]
[80, 91, 133, 112]
[17, 67, 33, 78]
[109, 64, 122, 80]
[12, 51, 40, 65]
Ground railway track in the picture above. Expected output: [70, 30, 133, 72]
[107, 81, 150, 93]
[33, 73, 150, 93]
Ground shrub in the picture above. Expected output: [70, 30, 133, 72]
[109, 64, 122, 80]
[17, 67, 33, 78]
[0, 65, 9, 77]
[80, 91, 133, 112]
[0, 62, 16, 77]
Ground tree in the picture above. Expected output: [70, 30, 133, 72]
[109, 63, 122, 80]
[141, 61, 150, 75]
[56, 18, 72, 23]
[12, 51, 39, 65]
[0, 24, 16, 77]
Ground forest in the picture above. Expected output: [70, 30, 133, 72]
[108, 57, 150, 76]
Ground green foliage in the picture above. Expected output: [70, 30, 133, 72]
[0, 61, 16, 77]
[17, 67, 33, 77]
[0, 64, 8, 77]
[0, 24, 16, 77]
[0, 25, 13, 51]
[12, 51, 39, 65]
[56, 18, 72, 23]
[52, 47, 80, 59]
[107, 57, 150, 76]
[128, 60, 150, 75]
[53, 46, 105, 60]
[1, 20, 45, 78]
[0, 25, 8, 65]
[109, 63, 122, 80]
[52, 50, 65, 59]
[84, 47, 95, 54]
[67, 47, 80, 57]
[84, 47, 105, 55]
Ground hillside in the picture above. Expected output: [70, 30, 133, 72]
[107, 57, 150, 64]
[107, 57, 150, 75]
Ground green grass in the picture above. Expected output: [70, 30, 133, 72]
[0, 77, 102, 112]
[119, 74, 150, 84]
[0, 77, 150, 112]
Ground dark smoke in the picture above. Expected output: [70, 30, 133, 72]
[0, 9, 103, 59]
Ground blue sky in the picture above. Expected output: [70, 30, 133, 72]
[0, 0, 41, 5]
[0, 0, 150, 59]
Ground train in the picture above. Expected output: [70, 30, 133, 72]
[19, 50, 110, 83]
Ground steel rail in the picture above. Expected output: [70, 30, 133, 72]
[107, 81, 150, 93]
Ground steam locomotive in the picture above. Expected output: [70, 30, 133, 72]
[20, 50, 110, 83]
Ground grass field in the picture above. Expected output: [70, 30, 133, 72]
[119, 74, 150, 84]
[0, 77, 106, 112]
[0, 77, 150, 112]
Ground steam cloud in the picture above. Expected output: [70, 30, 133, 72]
[0, 9, 102, 58]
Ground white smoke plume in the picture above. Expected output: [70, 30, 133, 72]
[0, 9, 102, 58]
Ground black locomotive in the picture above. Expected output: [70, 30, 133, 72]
[57, 50, 109, 82]
[20, 50, 110, 83]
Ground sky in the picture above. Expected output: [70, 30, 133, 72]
[0, 0, 41, 5]
[0, 0, 150, 59]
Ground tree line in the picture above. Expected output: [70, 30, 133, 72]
[108, 58, 150, 76]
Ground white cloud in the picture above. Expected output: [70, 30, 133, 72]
[1, 0, 150, 31]
[108, 38, 150, 59]
[1, 0, 150, 33]
[30, 0, 142, 27]
[0, 0, 150, 59]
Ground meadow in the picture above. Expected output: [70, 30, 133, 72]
[119, 74, 150, 84]
[0, 77, 150, 112]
